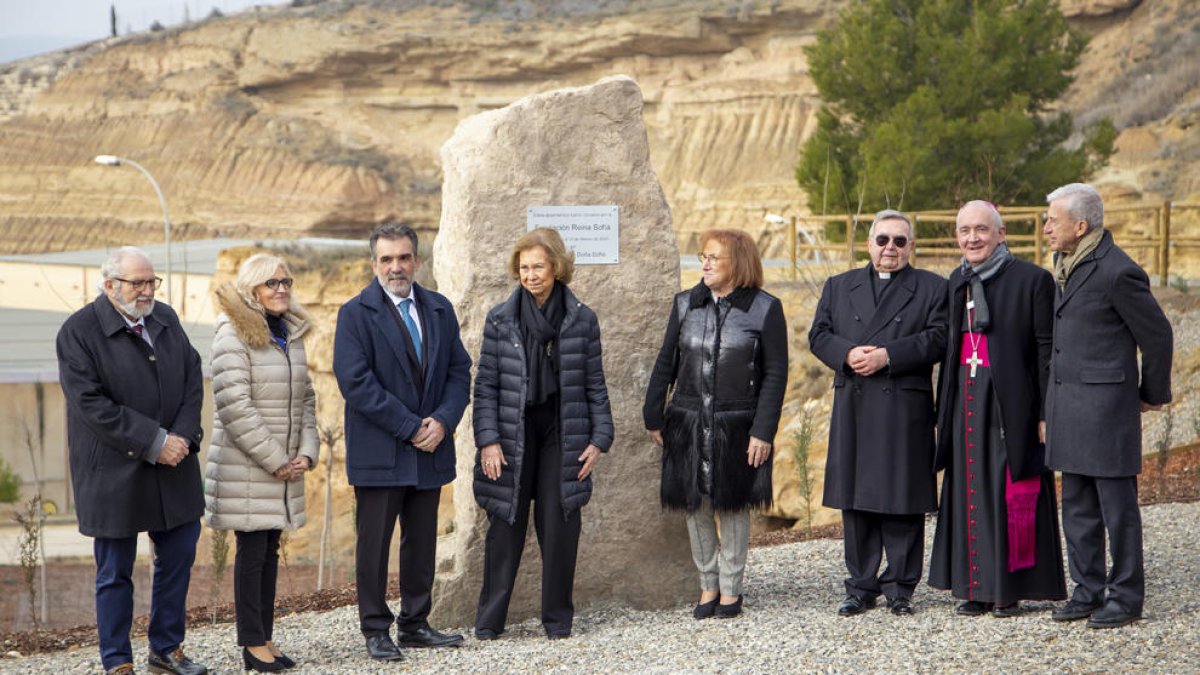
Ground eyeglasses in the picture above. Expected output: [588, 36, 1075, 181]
[113, 276, 163, 291]
[263, 277, 294, 290]
[874, 234, 909, 248]
[697, 253, 727, 265]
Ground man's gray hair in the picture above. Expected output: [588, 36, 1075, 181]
[369, 222, 419, 259]
[869, 209, 914, 239]
[1046, 183, 1104, 232]
[96, 246, 152, 293]
[958, 200, 1003, 230]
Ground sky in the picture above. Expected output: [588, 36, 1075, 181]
[0, 0, 287, 64]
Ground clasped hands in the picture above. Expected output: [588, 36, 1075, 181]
[273, 455, 312, 481]
[411, 417, 446, 452]
[846, 345, 889, 377]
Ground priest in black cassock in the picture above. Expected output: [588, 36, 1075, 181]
[809, 210, 947, 617]
[928, 201, 1067, 618]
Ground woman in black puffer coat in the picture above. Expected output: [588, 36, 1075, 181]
[644, 228, 788, 620]
[472, 227, 614, 641]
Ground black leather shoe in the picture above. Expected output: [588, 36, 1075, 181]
[1052, 599, 1102, 622]
[1087, 604, 1141, 629]
[887, 596, 914, 615]
[955, 601, 993, 616]
[714, 595, 743, 619]
[546, 631, 572, 640]
[242, 647, 285, 673]
[837, 595, 876, 617]
[147, 647, 207, 675]
[693, 597, 719, 619]
[397, 625, 465, 648]
[992, 602, 1021, 618]
[474, 628, 503, 640]
[364, 634, 404, 661]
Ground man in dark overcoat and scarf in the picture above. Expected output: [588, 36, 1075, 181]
[1042, 183, 1173, 629]
[809, 210, 948, 617]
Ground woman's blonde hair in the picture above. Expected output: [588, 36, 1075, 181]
[699, 228, 764, 290]
[235, 253, 292, 311]
[507, 227, 575, 284]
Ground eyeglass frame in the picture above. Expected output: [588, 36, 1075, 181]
[873, 234, 910, 248]
[697, 253, 728, 265]
[263, 277, 295, 290]
[111, 276, 163, 291]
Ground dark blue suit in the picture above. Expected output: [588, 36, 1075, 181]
[334, 280, 471, 634]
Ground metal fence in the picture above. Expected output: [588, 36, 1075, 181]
[784, 201, 1200, 286]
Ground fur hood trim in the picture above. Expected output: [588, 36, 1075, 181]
[215, 282, 312, 349]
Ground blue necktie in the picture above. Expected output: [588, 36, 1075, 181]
[399, 299, 422, 364]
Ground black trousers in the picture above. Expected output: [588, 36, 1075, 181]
[476, 401, 581, 636]
[355, 484, 441, 635]
[841, 509, 925, 601]
[234, 529, 282, 646]
[1060, 473, 1144, 615]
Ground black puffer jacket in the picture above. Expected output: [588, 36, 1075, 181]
[643, 283, 788, 511]
[473, 284, 614, 524]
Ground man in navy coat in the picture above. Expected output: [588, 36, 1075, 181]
[56, 246, 207, 675]
[809, 210, 948, 618]
[334, 223, 471, 660]
[1043, 183, 1173, 629]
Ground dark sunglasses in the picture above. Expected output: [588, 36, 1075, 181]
[874, 234, 909, 248]
[263, 277, 294, 290]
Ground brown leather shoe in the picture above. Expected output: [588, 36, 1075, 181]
[107, 664, 135, 675]
[147, 647, 207, 675]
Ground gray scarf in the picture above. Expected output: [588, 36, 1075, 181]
[960, 242, 1013, 333]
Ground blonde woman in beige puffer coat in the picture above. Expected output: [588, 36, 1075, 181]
[205, 253, 318, 673]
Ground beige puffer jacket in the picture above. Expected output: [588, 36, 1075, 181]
[204, 283, 318, 532]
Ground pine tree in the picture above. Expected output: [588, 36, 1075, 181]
[797, 0, 1116, 215]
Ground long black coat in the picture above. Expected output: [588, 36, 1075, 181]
[643, 284, 788, 511]
[935, 258, 1055, 481]
[1045, 231, 1173, 477]
[809, 264, 947, 514]
[472, 285, 614, 524]
[56, 295, 205, 538]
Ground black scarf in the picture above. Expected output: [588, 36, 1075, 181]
[519, 282, 565, 406]
[960, 242, 1013, 333]
[266, 312, 288, 351]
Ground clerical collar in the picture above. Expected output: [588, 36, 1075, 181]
[878, 272, 892, 280]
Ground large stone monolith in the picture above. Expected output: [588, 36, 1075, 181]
[430, 75, 694, 627]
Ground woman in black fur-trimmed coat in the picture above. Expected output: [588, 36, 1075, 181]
[472, 228, 613, 641]
[643, 228, 788, 620]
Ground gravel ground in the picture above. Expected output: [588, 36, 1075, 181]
[4, 502, 1198, 674]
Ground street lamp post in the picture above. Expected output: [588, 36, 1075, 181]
[93, 155, 173, 303]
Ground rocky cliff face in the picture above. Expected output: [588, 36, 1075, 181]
[1, 0, 1194, 256]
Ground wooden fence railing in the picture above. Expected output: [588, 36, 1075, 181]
[783, 201, 1200, 286]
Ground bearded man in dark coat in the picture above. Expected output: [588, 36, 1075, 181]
[809, 210, 948, 617]
[1042, 183, 1173, 629]
[928, 201, 1066, 618]
[56, 246, 207, 675]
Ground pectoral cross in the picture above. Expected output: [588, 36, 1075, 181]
[966, 349, 983, 377]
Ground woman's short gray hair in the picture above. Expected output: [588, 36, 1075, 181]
[235, 253, 291, 310]
[96, 246, 151, 293]
[1046, 183, 1104, 231]
[869, 209, 914, 238]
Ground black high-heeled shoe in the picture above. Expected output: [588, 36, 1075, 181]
[243, 647, 286, 673]
[274, 652, 296, 669]
[693, 597, 719, 619]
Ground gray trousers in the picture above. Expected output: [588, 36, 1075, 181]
[685, 500, 751, 597]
